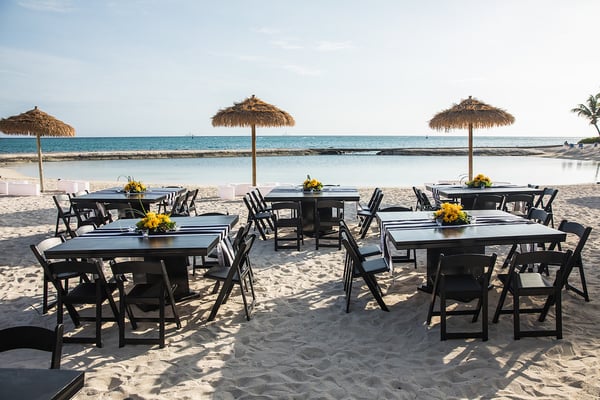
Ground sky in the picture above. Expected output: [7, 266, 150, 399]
[0, 0, 599, 138]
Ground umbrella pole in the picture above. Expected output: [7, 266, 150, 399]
[36, 134, 45, 192]
[468, 124, 473, 181]
[251, 124, 257, 187]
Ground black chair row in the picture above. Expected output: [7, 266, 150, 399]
[357, 188, 383, 238]
[53, 193, 112, 238]
[30, 224, 257, 348]
[244, 188, 274, 240]
[427, 214, 592, 341]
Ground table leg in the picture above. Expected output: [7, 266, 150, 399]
[146, 256, 199, 302]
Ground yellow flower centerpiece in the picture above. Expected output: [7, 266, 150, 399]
[303, 175, 323, 192]
[123, 176, 147, 193]
[466, 173, 492, 188]
[136, 211, 176, 234]
[433, 202, 470, 226]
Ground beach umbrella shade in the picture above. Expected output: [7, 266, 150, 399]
[0, 106, 75, 192]
[212, 95, 295, 186]
[429, 96, 515, 181]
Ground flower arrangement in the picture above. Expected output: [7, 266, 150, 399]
[136, 211, 176, 233]
[303, 175, 323, 191]
[123, 176, 147, 193]
[433, 202, 470, 226]
[466, 173, 492, 188]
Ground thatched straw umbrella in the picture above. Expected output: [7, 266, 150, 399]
[212, 95, 295, 186]
[0, 106, 75, 192]
[429, 96, 514, 181]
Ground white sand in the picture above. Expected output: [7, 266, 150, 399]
[0, 175, 599, 399]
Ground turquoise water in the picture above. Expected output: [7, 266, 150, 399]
[3, 135, 596, 186]
[0, 135, 578, 153]
[10, 154, 599, 187]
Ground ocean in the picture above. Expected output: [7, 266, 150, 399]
[1, 135, 597, 187]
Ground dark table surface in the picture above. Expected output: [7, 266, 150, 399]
[264, 186, 360, 202]
[45, 215, 239, 259]
[379, 210, 565, 249]
[378, 210, 566, 291]
[70, 186, 186, 205]
[0, 368, 84, 400]
[425, 184, 544, 199]
[44, 215, 239, 301]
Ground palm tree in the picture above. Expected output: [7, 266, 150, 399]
[571, 93, 600, 136]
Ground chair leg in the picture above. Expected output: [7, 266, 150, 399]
[95, 295, 103, 348]
[566, 264, 590, 302]
[481, 285, 488, 341]
[513, 291, 521, 340]
[492, 277, 511, 323]
[426, 290, 436, 325]
[501, 244, 517, 269]
[43, 276, 50, 314]
[440, 288, 447, 341]
[556, 285, 562, 340]
[363, 273, 389, 312]
[345, 277, 353, 313]
[159, 295, 165, 348]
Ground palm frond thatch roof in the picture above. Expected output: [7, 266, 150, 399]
[0, 106, 75, 137]
[429, 96, 514, 131]
[212, 95, 295, 128]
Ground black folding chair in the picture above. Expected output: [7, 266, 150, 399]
[493, 250, 572, 340]
[204, 234, 257, 321]
[110, 260, 181, 348]
[427, 253, 497, 341]
[341, 234, 390, 313]
[0, 325, 64, 369]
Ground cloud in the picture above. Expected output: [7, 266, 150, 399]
[271, 40, 303, 50]
[254, 27, 280, 35]
[315, 41, 353, 52]
[18, 0, 73, 12]
[282, 64, 321, 76]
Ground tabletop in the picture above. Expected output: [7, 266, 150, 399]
[45, 215, 238, 259]
[0, 368, 84, 400]
[264, 186, 360, 202]
[378, 210, 566, 250]
[425, 184, 544, 199]
[70, 186, 186, 205]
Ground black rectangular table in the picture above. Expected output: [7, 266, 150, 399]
[264, 186, 360, 234]
[0, 368, 84, 400]
[45, 215, 239, 301]
[70, 186, 186, 217]
[426, 184, 543, 208]
[378, 210, 566, 292]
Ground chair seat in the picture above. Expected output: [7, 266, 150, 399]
[65, 282, 117, 302]
[516, 273, 554, 293]
[357, 209, 374, 217]
[360, 258, 390, 275]
[56, 271, 81, 280]
[204, 266, 239, 281]
[359, 244, 382, 258]
[442, 275, 484, 302]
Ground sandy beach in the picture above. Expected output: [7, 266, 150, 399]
[0, 167, 599, 399]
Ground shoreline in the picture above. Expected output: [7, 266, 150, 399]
[3, 144, 600, 164]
